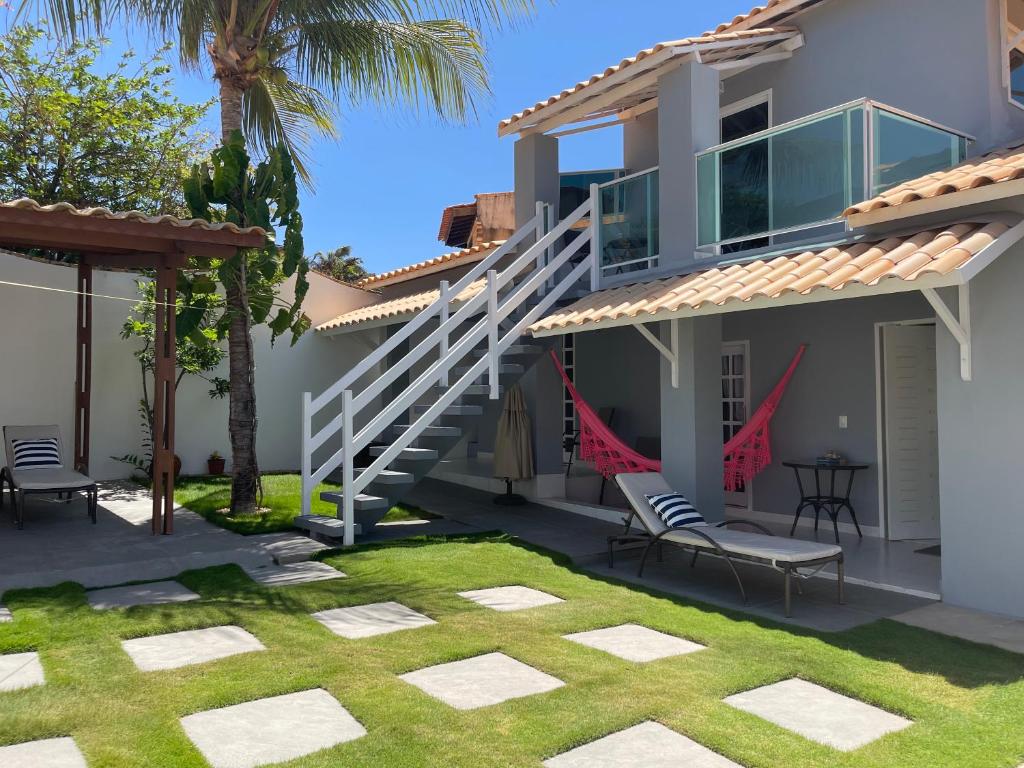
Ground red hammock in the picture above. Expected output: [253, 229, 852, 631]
[548, 344, 805, 491]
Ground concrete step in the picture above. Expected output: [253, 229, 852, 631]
[293, 515, 364, 538]
[412, 404, 483, 417]
[393, 424, 461, 438]
[319, 492, 390, 511]
[355, 469, 415, 485]
[453, 363, 524, 378]
[369, 446, 438, 461]
[253, 533, 333, 565]
[447, 383, 502, 397]
[473, 344, 542, 357]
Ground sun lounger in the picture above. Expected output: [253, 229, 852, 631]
[0, 425, 97, 529]
[614, 472, 844, 617]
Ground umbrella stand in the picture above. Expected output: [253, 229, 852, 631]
[494, 478, 527, 506]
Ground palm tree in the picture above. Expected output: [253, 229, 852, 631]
[23, 0, 534, 514]
[311, 245, 369, 283]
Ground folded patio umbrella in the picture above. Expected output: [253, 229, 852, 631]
[493, 383, 533, 505]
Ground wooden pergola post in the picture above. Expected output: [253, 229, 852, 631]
[151, 261, 177, 535]
[73, 259, 92, 473]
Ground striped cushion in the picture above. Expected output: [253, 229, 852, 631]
[645, 492, 704, 528]
[11, 438, 62, 471]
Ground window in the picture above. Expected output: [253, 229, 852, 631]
[720, 91, 771, 142]
[562, 334, 577, 444]
[719, 93, 772, 254]
[1003, 0, 1024, 109]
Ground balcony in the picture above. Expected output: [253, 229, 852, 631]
[594, 167, 660, 277]
[697, 99, 971, 249]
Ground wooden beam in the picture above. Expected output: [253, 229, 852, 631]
[151, 262, 177, 534]
[73, 260, 92, 473]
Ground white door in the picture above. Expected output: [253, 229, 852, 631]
[722, 342, 751, 510]
[883, 325, 940, 540]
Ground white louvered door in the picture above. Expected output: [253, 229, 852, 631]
[883, 324, 940, 541]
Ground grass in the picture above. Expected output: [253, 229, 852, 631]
[2, 535, 1024, 767]
[172, 473, 435, 535]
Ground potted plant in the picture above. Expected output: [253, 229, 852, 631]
[207, 451, 226, 475]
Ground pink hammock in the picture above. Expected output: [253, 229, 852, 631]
[548, 344, 805, 491]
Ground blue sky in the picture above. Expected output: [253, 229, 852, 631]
[39, 1, 757, 274]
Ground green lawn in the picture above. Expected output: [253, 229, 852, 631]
[2, 536, 1024, 766]
[173, 473, 435, 535]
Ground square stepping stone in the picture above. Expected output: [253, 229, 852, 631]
[458, 585, 563, 612]
[312, 601, 436, 639]
[0, 605, 12, 622]
[180, 688, 365, 768]
[0, 737, 87, 768]
[0, 651, 45, 692]
[723, 678, 912, 751]
[243, 561, 345, 587]
[544, 721, 741, 768]
[563, 624, 706, 663]
[400, 652, 564, 710]
[87, 581, 199, 610]
[122, 625, 266, 672]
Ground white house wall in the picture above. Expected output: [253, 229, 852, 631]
[0, 251, 380, 480]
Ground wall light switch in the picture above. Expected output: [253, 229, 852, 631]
[839, 415, 848, 429]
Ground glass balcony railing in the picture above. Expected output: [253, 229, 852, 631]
[697, 99, 971, 248]
[595, 167, 660, 277]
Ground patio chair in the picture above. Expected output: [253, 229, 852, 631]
[614, 472, 844, 617]
[0, 425, 97, 529]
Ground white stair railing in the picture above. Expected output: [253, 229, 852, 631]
[302, 195, 600, 544]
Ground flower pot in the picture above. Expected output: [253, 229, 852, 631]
[207, 457, 225, 475]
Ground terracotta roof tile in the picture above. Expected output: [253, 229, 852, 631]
[530, 221, 1010, 334]
[498, 28, 798, 134]
[0, 197, 267, 236]
[707, 0, 827, 34]
[357, 242, 503, 288]
[843, 138, 1024, 217]
[317, 279, 486, 332]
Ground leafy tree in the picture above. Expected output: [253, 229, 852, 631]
[310, 245, 368, 284]
[0, 24, 212, 214]
[181, 131, 309, 514]
[25, 0, 534, 515]
[117, 280, 229, 478]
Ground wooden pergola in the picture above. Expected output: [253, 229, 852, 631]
[0, 199, 267, 534]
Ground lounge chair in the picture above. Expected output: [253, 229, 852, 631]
[614, 472, 844, 617]
[0, 425, 97, 529]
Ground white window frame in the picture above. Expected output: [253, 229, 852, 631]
[1000, 0, 1024, 112]
[720, 89, 774, 140]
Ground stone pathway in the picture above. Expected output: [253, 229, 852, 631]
[86, 580, 199, 610]
[122, 626, 265, 672]
[723, 678, 912, 751]
[180, 688, 366, 768]
[312, 602, 436, 639]
[893, 603, 1024, 654]
[544, 721, 741, 768]
[249, 532, 334, 565]
[400, 652, 564, 710]
[0, 651, 45, 692]
[0, 737, 87, 768]
[243, 561, 345, 587]
[458, 585, 564, 612]
[563, 624, 705, 663]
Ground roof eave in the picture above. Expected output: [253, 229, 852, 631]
[846, 179, 1024, 229]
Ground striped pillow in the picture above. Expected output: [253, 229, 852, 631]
[11, 438, 62, 471]
[645, 492, 704, 528]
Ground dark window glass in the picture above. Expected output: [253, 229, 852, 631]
[721, 102, 769, 143]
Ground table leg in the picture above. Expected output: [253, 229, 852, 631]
[842, 470, 863, 539]
[789, 466, 807, 537]
[829, 468, 840, 544]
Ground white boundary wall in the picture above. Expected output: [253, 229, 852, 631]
[0, 250, 380, 480]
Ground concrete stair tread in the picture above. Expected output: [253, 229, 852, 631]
[393, 424, 461, 437]
[448, 384, 503, 397]
[472, 344, 542, 357]
[454, 363, 523, 376]
[354, 469, 414, 485]
[293, 515, 364, 538]
[412, 404, 483, 417]
[369, 446, 438, 460]
[319, 492, 390, 511]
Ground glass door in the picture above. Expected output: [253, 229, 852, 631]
[722, 341, 752, 510]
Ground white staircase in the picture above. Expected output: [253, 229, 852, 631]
[300, 190, 603, 545]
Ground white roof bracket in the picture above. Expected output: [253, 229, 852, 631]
[635, 320, 679, 388]
[921, 284, 971, 382]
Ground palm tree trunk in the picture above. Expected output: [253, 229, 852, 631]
[219, 78, 261, 515]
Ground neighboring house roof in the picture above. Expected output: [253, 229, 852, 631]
[498, 27, 801, 136]
[356, 241, 503, 289]
[0, 197, 267, 236]
[318, 278, 486, 333]
[438, 193, 516, 248]
[529, 220, 1014, 335]
[843, 138, 1024, 217]
[707, 0, 830, 35]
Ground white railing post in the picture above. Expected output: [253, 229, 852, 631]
[534, 201, 546, 298]
[342, 388, 355, 546]
[301, 391, 312, 517]
[487, 269, 499, 400]
[439, 280, 450, 387]
[589, 183, 601, 292]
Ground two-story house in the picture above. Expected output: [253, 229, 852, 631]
[303, 0, 1024, 621]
